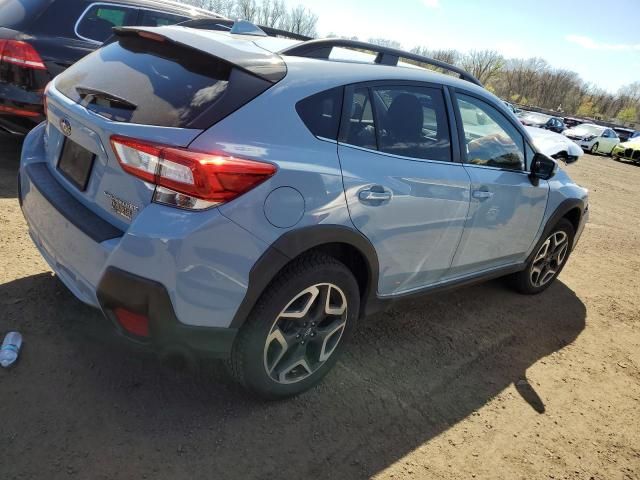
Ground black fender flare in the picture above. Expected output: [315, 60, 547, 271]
[230, 225, 380, 328]
[526, 198, 586, 264]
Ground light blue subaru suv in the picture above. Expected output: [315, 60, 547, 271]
[19, 25, 588, 398]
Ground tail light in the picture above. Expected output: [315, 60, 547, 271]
[110, 136, 277, 210]
[0, 40, 46, 70]
[114, 308, 149, 337]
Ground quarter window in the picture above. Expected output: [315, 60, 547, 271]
[76, 4, 137, 43]
[456, 93, 525, 171]
[296, 87, 344, 140]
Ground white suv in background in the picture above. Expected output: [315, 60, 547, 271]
[563, 124, 620, 155]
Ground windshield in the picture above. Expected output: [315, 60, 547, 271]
[571, 124, 604, 136]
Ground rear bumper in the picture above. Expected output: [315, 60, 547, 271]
[20, 161, 242, 357]
[20, 125, 270, 356]
[97, 267, 237, 358]
[0, 112, 42, 135]
[0, 87, 44, 135]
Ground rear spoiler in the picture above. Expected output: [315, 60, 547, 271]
[112, 25, 287, 84]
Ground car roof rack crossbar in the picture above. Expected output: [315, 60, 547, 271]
[280, 38, 483, 86]
[177, 18, 313, 42]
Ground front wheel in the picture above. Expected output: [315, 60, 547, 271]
[511, 218, 575, 294]
[229, 253, 359, 399]
[590, 142, 599, 154]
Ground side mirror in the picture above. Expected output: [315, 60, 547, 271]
[529, 153, 557, 185]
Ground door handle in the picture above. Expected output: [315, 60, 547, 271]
[359, 188, 392, 203]
[472, 190, 494, 200]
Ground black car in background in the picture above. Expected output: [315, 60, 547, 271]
[518, 111, 566, 133]
[613, 127, 639, 143]
[0, 0, 223, 135]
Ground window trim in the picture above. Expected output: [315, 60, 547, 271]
[74, 2, 189, 44]
[75, 2, 139, 44]
[450, 87, 535, 174]
[338, 80, 459, 165]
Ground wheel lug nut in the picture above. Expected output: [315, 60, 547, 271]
[296, 334, 300, 339]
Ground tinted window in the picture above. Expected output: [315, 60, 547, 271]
[76, 4, 137, 43]
[296, 87, 343, 140]
[56, 36, 231, 128]
[456, 93, 525, 171]
[138, 10, 188, 27]
[373, 86, 451, 162]
[343, 87, 376, 150]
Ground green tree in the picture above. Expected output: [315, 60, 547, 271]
[617, 106, 637, 123]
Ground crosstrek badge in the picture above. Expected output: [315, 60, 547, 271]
[104, 191, 138, 221]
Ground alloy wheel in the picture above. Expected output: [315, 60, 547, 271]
[263, 283, 348, 385]
[530, 231, 569, 288]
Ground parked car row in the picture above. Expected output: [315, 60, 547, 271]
[562, 124, 620, 155]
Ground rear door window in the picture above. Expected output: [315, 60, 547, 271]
[372, 85, 451, 162]
[342, 87, 376, 150]
[138, 10, 188, 27]
[76, 4, 138, 43]
[55, 35, 231, 128]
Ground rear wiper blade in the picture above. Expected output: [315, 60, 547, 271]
[75, 86, 137, 110]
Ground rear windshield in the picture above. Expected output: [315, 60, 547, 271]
[0, 0, 49, 30]
[55, 35, 231, 128]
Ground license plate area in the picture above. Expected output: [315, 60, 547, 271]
[57, 138, 96, 191]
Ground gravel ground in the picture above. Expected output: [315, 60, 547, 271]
[1, 133, 639, 479]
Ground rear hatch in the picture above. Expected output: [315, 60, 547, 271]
[45, 26, 286, 230]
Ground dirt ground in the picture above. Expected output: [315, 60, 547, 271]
[1, 132, 639, 480]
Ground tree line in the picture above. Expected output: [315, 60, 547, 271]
[181, 0, 318, 37]
[179, 0, 638, 124]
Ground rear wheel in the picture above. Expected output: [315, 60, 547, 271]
[229, 253, 359, 399]
[511, 218, 575, 294]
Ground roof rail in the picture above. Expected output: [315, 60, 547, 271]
[280, 38, 483, 87]
[177, 18, 313, 42]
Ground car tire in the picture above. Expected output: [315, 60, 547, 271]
[590, 143, 599, 154]
[228, 253, 360, 399]
[511, 218, 575, 295]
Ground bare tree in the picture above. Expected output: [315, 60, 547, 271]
[257, 0, 286, 27]
[205, 0, 236, 17]
[410, 47, 460, 66]
[282, 5, 318, 37]
[368, 38, 402, 49]
[236, 0, 258, 21]
[461, 50, 505, 85]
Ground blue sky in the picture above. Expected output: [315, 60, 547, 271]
[284, 0, 640, 93]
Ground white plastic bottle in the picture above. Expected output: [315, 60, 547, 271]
[0, 332, 22, 368]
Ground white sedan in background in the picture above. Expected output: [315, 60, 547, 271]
[562, 124, 620, 155]
[525, 126, 583, 164]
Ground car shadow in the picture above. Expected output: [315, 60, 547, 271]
[0, 133, 22, 198]
[0, 272, 586, 479]
[613, 157, 640, 168]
